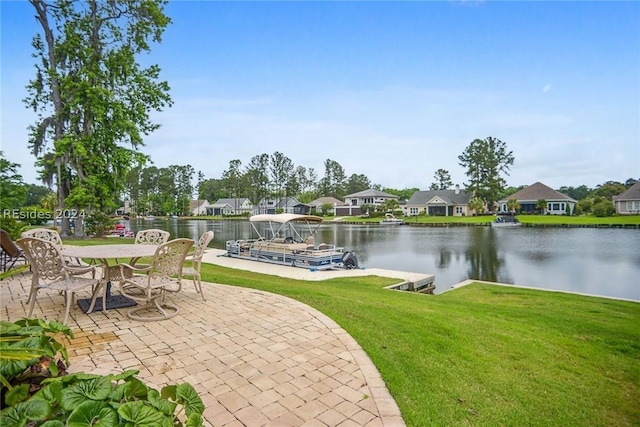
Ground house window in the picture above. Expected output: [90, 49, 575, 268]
[627, 201, 640, 211]
[409, 207, 419, 216]
[550, 203, 560, 211]
[350, 199, 358, 206]
[455, 206, 463, 214]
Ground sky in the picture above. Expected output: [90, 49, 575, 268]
[1, 1, 639, 192]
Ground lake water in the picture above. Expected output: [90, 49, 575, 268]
[128, 219, 640, 301]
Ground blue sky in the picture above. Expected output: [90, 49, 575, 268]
[2, 1, 639, 191]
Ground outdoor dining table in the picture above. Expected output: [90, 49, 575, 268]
[61, 243, 158, 313]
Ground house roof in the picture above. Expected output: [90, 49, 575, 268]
[308, 197, 345, 207]
[257, 196, 300, 208]
[407, 189, 473, 205]
[613, 182, 640, 201]
[212, 198, 251, 208]
[498, 182, 577, 203]
[344, 189, 398, 199]
[189, 199, 210, 210]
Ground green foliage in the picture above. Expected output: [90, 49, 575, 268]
[592, 200, 615, 217]
[0, 217, 28, 240]
[458, 137, 515, 208]
[84, 211, 115, 237]
[577, 198, 593, 214]
[536, 199, 547, 213]
[468, 197, 484, 215]
[25, 0, 172, 234]
[506, 198, 520, 213]
[380, 198, 400, 213]
[593, 181, 626, 199]
[429, 168, 453, 190]
[0, 152, 27, 211]
[0, 319, 204, 426]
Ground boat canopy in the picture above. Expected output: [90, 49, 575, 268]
[249, 214, 324, 224]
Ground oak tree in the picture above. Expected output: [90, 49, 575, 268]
[25, 0, 172, 236]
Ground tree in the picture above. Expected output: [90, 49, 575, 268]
[593, 181, 626, 199]
[536, 199, 547, 214]
[468, 197, 484, 216]
[557, 185, 591, 201]
[0, 152, 27, 210]
[429, 169, 453, 190]
[345, 174, 371, 194]
[245, 154, 270, 212]
[458, 137, 515, 209]
[222, 159, 244, 198]
[318, 159, 346, 199]
[25, 0, 172, 236]
[506, 198, 520, 213]
[269, 151, 294, 202]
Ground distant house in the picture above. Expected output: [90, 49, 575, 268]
[336, 189, 399, 216]
[254, 196, 301, 215]
[498, 182, 577, 215]
[190, 199, 212, 216]
[613, 182, 640, 215]
[211, 198, 253, 216]
[404, 186, 473, 216]
[308, 197, 345, 215]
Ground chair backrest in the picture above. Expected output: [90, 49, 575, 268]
[135, 229, 170, 245]
[151, 238, 194, 278]
[1, 229, 22, 257]
[16, 237, 66, 281]
[21, 228, 63, 249]
[192, 231, 214, 264]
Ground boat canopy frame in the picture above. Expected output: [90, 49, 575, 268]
[249, 214, 324, 242]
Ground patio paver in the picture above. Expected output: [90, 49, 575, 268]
[1, 270, 405, 427]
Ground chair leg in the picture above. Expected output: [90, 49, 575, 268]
[193, 274, 205, 301]
[63, 291, 74, 325]
[27, 288, 38, 318]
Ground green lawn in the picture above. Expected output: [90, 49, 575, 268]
[341, 214, 640, 226]
[199, 264, 640, 426]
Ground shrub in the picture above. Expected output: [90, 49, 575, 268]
[84, 211, 114, 237]
[0, 319, 204, 426]
[592, 201, 615, 217]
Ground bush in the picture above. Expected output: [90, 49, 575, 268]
[0, 216, 27, 240]
[0, 319, 204, 426]
[84, 211, 114, 237]
[592, 201, 615, 217]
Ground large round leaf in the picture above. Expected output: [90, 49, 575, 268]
[118, 401, 167, 426]
[66, 400, 118, 427]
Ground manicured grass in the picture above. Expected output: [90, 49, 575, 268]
[199, 264, 640, 426]
[342, 214, 640, 226]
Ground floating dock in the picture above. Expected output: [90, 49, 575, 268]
[203, 249, 436, 294]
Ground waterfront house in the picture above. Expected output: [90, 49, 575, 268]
[308, 197, 345, 215]
[613, 182, 640, 215]
[211, 198, 253, 216]
[404, 185, 473, 216]
[254, 196, 302, 214]
[189, 199, 212, 216]
[336, 189, 399, 216]
[498, 182, 576, 215]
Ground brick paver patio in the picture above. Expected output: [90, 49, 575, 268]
[1, 269, 405, 427]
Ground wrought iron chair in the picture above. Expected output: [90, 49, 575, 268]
[134, 229, 170, 245]
[127, 228, 171, 269]
[21, 228, 81, 265]
[1, 229, 28, 273]
[16, 237, 102, 324]
[181, 231, 214, 301]
[117, 238, 193, 321]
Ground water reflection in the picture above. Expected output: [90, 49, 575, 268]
[128, 219, 640, 301]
